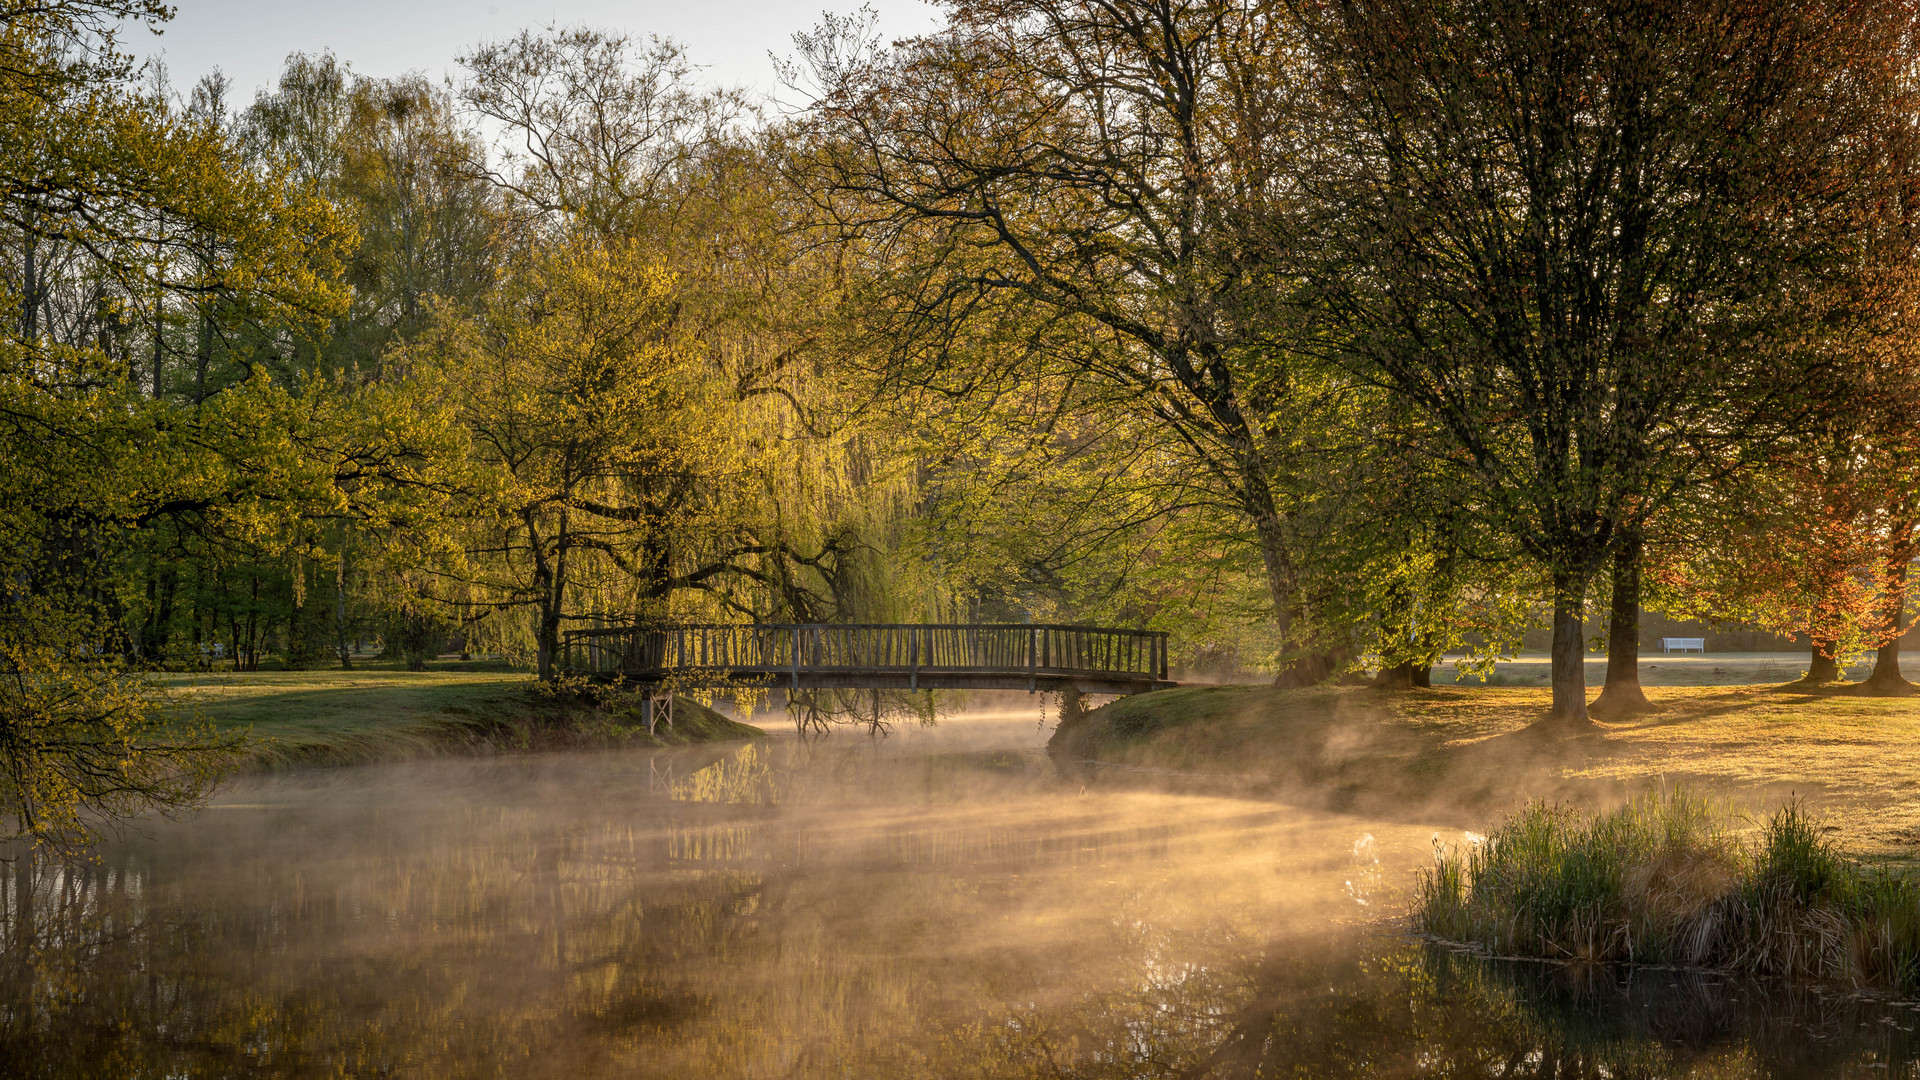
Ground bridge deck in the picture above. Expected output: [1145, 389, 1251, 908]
[563, 623, 1174, 696]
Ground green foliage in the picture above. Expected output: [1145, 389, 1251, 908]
[0, 628, 239, 856]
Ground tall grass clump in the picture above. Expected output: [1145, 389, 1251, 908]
[1416, 791, 1920, 992]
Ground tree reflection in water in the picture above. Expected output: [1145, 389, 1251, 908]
[1, 740, 1914, 1078]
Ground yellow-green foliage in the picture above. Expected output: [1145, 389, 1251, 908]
[1, 637, 239, 854]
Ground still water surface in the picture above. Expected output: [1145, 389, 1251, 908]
[4, 714, 1919, 1077]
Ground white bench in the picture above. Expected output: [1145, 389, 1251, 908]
[1661, 637, 1706, 654]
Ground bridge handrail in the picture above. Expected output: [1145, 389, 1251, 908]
[561, 622, 1170, 683]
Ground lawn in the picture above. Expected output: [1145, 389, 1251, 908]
[1428, 649, 1851, 686]
[156, 659, 764, 769]
[1056, 671, 1920, 862]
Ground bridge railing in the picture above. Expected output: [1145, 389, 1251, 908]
[561, 623, 1170, 684]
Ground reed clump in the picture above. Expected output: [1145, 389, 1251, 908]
[1417, 791, 1920, 991]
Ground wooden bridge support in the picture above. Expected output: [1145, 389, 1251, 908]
[641, 692, 674, 735]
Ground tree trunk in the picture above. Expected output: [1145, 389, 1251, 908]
[1853, 559, 1914, 695]
[1246, 482, 1314, 686]
[21, 223, 36, 341]
[1373, 660, 1432, 688]
[334, 554, 352, 671]
[536, 604, 563, 681]
[153, 282, 165, 397]
[1591, 534, 1652, 716]
[243, 572, 258, 671]
[534, 510, 570, 682]
[1801, 638, 1842, 684]
[145, 564, 176, 666]
[195, 303, 211, 405]
[1372, 661, 1414, 688]
[1541, 569, 1594, 730]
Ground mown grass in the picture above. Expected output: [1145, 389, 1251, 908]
[157, 660, 764, 769]
[1417, 791, 1920, 992]
[1054, 682, 1920, 858]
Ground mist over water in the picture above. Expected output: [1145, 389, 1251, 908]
[4, 713, 1918, 1077]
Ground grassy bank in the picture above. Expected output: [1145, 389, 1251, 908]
[1052, 682, 1920, 858]
[159, 660, 765, 770]
[1418, 792, 1920, 993]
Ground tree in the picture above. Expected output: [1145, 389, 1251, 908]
[429, 26, 941, 669]
[1653, 323, 1920, 695]
[457, 26, 739, 244]
[412, 240, 716, 678]
[1296, 0, 1918, 726]
[792, 2, 1368, 681]
[242, 58, 504, 372]
[0, 0, 352, 849]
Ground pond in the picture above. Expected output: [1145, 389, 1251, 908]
[3, 713, 1916, 1078]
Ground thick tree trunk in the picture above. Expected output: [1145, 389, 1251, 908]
[1372, 661, 1431, 688]
[539, 514, 572, 681]
[1248, 484, 1331, 687]
[535, 606, 562, 681]
[1541, 569, 1595, 730]
[1591, 534, 1652, 716]
[1373, 661, 1414, 688]
[1802, 638, 1842, 684]
[1853, 561, 1914, 696]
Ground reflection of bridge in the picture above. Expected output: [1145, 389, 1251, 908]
[563, 623, 1174, 696]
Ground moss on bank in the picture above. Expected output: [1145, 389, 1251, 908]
[1052, 683, 1920, 858]
[160, 662, 765, 770]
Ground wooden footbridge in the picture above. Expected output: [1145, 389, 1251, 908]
[562, 623, 1174, 697]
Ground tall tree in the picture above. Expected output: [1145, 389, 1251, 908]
[410, 240, 711, 678]
[0, 0, 352, 850]
[1297, 0, 1919, 726]
[792, 2, 1364, 681]
[436, 26, 936, 664]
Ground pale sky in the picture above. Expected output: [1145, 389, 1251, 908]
[138, 0, 946, 105]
